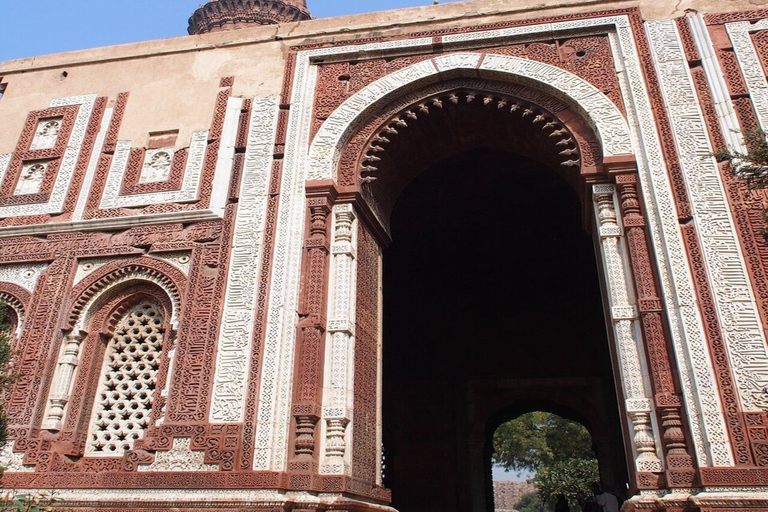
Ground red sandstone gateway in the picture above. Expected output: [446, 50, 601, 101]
[0, 0, 766, 510]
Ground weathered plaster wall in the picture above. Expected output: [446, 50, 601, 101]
[2, 0, 764, 152]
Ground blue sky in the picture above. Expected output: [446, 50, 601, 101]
[0, 0, 466, 63]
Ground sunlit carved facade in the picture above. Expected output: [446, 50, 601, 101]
[1, 0, 768, 510]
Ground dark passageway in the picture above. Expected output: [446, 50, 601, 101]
[381, 148, 627, 512]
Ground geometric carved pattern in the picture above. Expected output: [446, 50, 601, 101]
[620, 13, 732, 467]
[210, 96, 278, 424]
[252, 96, 302, 470]
[650, 20, 768, 423]
[118, 147, 187, 197]
[100, 132, 207, 209]
[286, 13, 732, 471]
[0, 95, 96, 217]
[319, 203, 357, 476]
[8, 8, 768, 510]
[615, 173, 697, 484]
[312, 35, 624, 135]
[86, 301, 163, 455]
[728, 20, 768, 132]
[67, 258, 185, 331]
[592, 184, 662, 473]
[0, 262, 47, 293]
[352, 222, 382, 486]
[137, 437, 217, 472]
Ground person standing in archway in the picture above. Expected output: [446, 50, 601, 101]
[589, 483, 619, 512]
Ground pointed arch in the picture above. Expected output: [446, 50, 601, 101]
[42, 263, 179, 438]
[0, 282, 31, 335]
[307, 52, 633, 183]
[66, 256, 186, 331]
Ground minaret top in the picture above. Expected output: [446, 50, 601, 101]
[188, 0, 312, 35]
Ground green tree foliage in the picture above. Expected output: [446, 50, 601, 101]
[715, 130, 768, 242]
[533, 458, 599, 503]
[493, 412, 599, 506]
[0, 305, 15, 458]
[714, 129, 768, 191]
[492, 411, 595, 472]
[515, 492, 548, 512]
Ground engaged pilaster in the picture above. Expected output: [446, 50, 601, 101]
[593, 185, 663, 474]
[320, 204, 358, 475]
[43, 330, 87, 431]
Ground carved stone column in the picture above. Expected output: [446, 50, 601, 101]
[615, 173, 696, 488]
[593, 184, 663, 476]
[43, 329, 87, 431]
[290, 187, 334, 469]
[320, 203, 357, 475]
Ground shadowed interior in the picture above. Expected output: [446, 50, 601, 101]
[381, 148, 628, 512]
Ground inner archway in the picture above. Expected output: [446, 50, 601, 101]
[490, 409, 599, 512]
[381, 147, 628, 512]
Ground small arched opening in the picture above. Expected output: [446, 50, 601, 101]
[487, 404, 628, 512]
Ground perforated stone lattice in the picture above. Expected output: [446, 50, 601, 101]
[86, 301, 164, 455]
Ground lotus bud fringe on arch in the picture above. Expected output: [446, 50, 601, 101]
[188, 0, 312, 35]
[358, 89, 582, 184]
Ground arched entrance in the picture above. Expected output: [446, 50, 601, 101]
[488, 408, 606, 511]
[295, 53, 690, 512]
[377, 104, 627, 510]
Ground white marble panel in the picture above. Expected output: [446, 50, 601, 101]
[210, 96, 279, 424]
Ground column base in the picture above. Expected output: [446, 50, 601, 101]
[1, 488, 399, 512]
[624, 490, 768, 511]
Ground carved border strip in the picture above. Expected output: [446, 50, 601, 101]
[726, 20, 768, 133]
[72, 105, 114, 221]
[610, 16, 729, 467]
[251, 43, 323, 472]
[0, 106, 78, 206]
[0, 95, 96, 218]
[62, 97, 107, 220]
[307, 52, 632, 183]
[99, 131, 208, 209]
[648, 19, 765, 465]
[209, 97, 279, 424]
[0, 282, 30, 331]
[687, 14, 744, 153]
[350, 220, 383, 487]
[592, 184, 662, 473]
[0, 487, 398, 510]
[5, 257, 74, 427]
[119, 148, 188, 196]
[66, 257, 186, 331]
[318, 203, 357, 475]
[0, 154, 10, 187]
